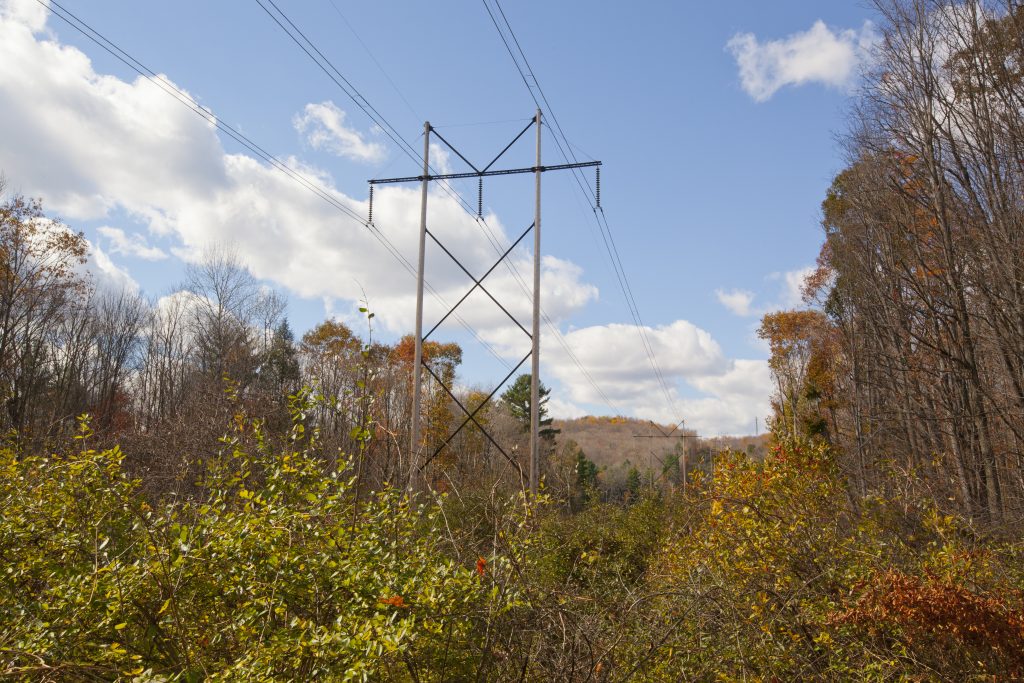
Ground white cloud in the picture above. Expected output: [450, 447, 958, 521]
[716, 266, 816, 319]
[428, 142, 453, 174]
[1, 0, 46, 31]
[727, 20, 878, 102]
[537, 319, 770, 435]
[551, 320, 728, 404]
[0, 10, 599, 340]
[97, 225, 167, 260]
[87, 242, 139, 294]
[293, 101, 385, 163]
[547, 396, 586, 420]
[676, 359, 772, 436]
[773, 265, 815, 308]
[715, 288, 755, 316]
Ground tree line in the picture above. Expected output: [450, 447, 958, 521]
[761, 0, 1024, 526]
[0, 176, 557, 498]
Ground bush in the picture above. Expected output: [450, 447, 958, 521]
[4, 410, 1022, 681]
[1, 404, 519, 681]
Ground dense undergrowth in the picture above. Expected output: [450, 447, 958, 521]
[3, 400, 1024, 681]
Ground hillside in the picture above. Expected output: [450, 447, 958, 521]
[554, 415, 770, 471]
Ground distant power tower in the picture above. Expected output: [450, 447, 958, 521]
[633, 420, 699, 484]
[369, 110, 600, 494]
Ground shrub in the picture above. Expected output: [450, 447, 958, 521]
[1, 404, 518, 681]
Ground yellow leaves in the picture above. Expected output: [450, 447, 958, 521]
[711, 499, 723, 517]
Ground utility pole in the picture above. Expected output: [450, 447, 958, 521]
[530, 108, 542, 496]
[409, 121, 431, 490]
[633, 420, 699, 487]
[369, 112, 600, 495]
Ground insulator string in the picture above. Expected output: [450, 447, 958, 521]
[368, 183, 374, 224]
[477, 175, 483, 218]
[595, 166, 601, 209]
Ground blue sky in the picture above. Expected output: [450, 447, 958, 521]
[0, 0, 880, 434]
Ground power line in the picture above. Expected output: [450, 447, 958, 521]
[432, 117, 535, 129]
[35, 0, 511, 370]
[487, 0, 676, 411]
[323, 0, 421, 122]
[257, 0, 478, 222]
[482, 0, 681, 419]
[256, 0, 626, 415]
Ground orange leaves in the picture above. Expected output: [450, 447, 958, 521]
[834, 569, 1024, 666]
[378, 595, 407, 608]
[476, 556, 487, 577]
[394, 335, 417, 367]
[392, 335, 463, 371]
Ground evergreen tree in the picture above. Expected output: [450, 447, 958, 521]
[265, 319, 300, 393]
[575, 448, 599, 507]
[662, 451, 681, 486]
[625, 466, 642, 503]
[500, 373, 559, 440]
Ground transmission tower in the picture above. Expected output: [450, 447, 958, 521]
[369, 110, 600, 494]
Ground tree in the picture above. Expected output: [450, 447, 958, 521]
[87, 290, 149, 431]
[662, 450, 681, 486]
[0, 190, 89, 441]
[263, 319, 300, 396]
[757, 310, 837, 440]
[778, 0, 1024, 523]
[185, 245, 282, 383]
[574, 445, 599, 507]
[624, 466, 642, 503]
[500, 373, 558, 440]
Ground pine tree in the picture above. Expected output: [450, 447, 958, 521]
[266, 319, 300, 394]
[500, 373, 559, 440]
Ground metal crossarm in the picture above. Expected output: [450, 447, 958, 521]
[371, 111, 601, 494]
[368, 160, 600, 185]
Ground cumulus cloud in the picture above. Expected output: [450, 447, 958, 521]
[293, 101, 385, 163]
[715, 288, 755, 316]
[0, 8, 598, 339]
[716, 266, 816, 319]
[551, 320, 727, 403]
[777, 265, 815, 307]
[677, 359, 772, 435]
[97, 226, 167, 260]
[1, 0, 46, 31]
[87, 242, 139, 293]
[727, 20, 878, 102]
[547, 396, 586, 420]
[536, 319, 771, 435]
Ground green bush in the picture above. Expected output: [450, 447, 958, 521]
[1, 405, 518, 681]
